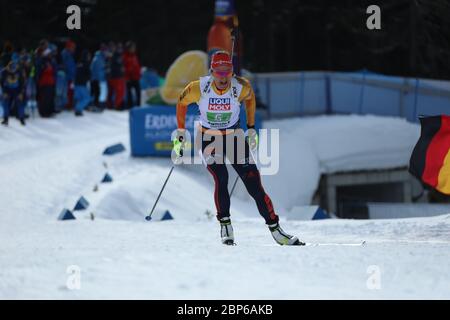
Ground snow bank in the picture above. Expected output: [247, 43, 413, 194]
[263, 114, 420, 209]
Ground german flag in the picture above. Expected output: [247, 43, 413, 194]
[409, 115, 450, 195]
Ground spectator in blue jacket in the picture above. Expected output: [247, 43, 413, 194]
[74, 50, 91, 116]
[1, 61, 25, 125]
[90, 44, 107, 109]
[61, 40, 76, 109]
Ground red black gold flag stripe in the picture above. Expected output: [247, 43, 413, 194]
[409, 115, 450, 195]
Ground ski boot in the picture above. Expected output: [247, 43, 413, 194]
[1, 117, 8, 126]
[269, 223, 305, 246]
[219, 217, 235, 245]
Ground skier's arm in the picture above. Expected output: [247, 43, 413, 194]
[237, 77, 258, 149]
[176, 80, 201, 130]
[238, 78, 256, 128]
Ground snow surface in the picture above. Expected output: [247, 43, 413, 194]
[0, 111, 448, 299]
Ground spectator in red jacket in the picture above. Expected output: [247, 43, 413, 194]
[123, 41, 141, 109]
[106, 42, 126, 110]
[36, 48, 56, 117]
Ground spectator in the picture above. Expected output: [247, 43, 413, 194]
[1, 41, 14, 68]
[123, 41, 141, 108]
[107, 42, 126, 110]
[34, 39, 48, 58]
[61, 40, 76, 109]
[105, 42, 114, 109]
[18, 49, 33, 118]
[74, 50, 91, 116]
[36, 48, 56, 117]
[55, 66, 68, 113]
[33, 40, 50, 117]
[34, 39, 48, 78]
[19, 49, 32, 79]
[1, 60, 25, 126]
[90, 44, 107, 109]
[49, 43, 65, 113]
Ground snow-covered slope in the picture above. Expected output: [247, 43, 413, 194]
[0, 111, 448, 299]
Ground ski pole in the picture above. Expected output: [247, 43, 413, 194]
[229, 140, 259, 198]
[145, 164, 175, 221]
[230, 28, 236, 58]
[229, 175, 239, 197]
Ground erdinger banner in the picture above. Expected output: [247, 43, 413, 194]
[129, 105, 261, 157]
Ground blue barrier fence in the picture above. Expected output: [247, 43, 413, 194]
[253, 71, 450, 122]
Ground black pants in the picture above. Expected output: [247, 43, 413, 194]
[37, 85, 55, 117]
[201, 130, 279, 225]
[90, 80, 100, 107]
[126, 80, 141, 109]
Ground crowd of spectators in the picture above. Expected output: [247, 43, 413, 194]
[0, 39, 142, 126]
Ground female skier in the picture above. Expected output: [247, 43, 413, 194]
[174, 51, 303, 246]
